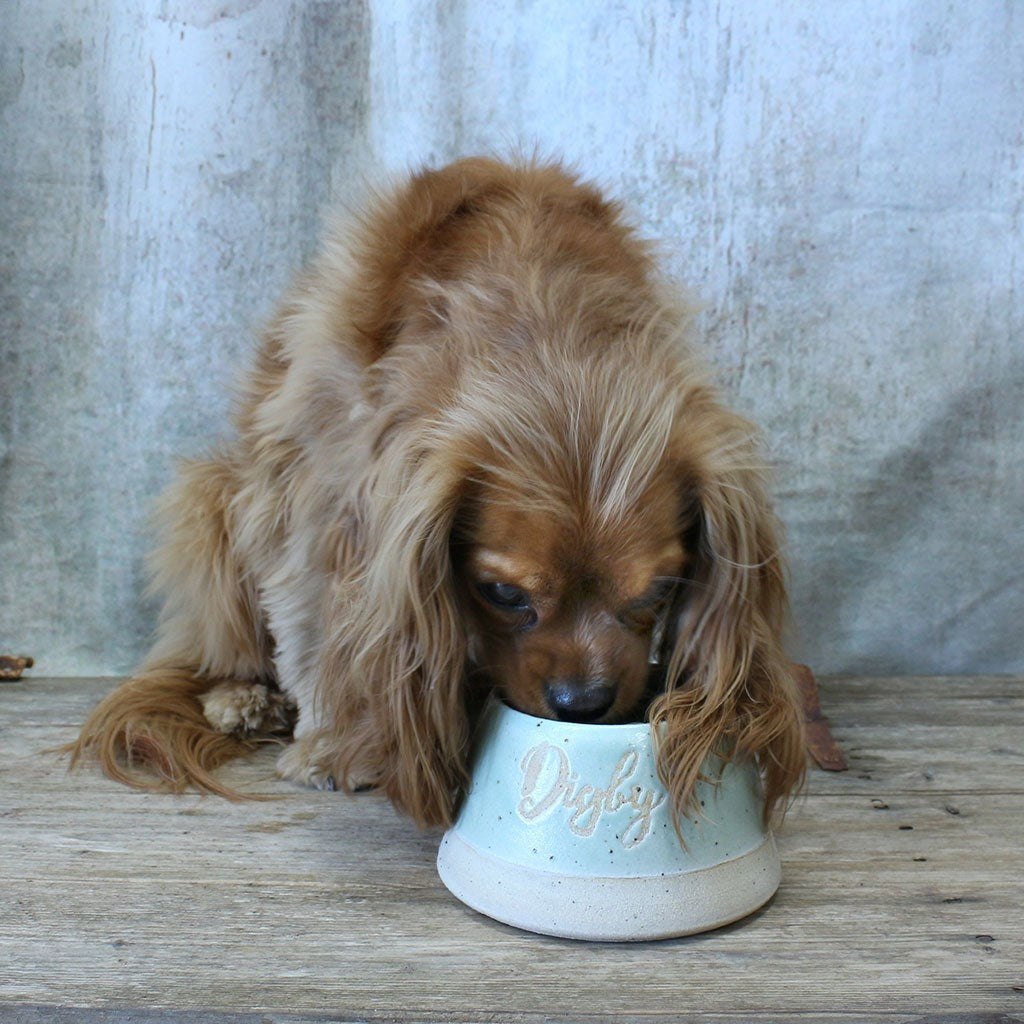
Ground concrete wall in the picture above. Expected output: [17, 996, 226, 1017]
[2, 1, 1021, 676]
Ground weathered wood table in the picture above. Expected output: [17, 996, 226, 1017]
[2, 676, 1021, 1023]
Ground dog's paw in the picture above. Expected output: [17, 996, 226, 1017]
[276, 732, 340, 791]
[276, 732, 382, 794]
[200, 681, 297, 738]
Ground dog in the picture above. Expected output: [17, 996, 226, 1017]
[69, 157, 806, 829]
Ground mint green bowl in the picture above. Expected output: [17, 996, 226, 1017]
[436, 697, 780, 941]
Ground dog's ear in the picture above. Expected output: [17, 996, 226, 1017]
[317, 435, 471, 829]
[651, 406, 805, 826]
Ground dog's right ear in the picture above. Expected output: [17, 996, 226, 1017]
[316, 426, 474, 829]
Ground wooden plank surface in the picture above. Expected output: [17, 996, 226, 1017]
[1, 676, 1022, 1023]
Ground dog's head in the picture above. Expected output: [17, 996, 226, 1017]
[454, 419, 690, 726]
[323, 333, 804, 830]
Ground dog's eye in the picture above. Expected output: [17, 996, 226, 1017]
[619, 579, 678, 629]
[479, 582, 532, 611]
[634, 578, 677, 608]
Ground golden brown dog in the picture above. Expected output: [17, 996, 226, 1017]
[70, 158, 805, 828]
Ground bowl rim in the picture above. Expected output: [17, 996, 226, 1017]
[487, 693, 660, 738]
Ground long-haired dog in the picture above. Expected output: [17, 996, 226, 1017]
[69, 158, 805, 829]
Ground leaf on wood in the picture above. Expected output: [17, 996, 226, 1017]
[0, 654, 34, 681]
[793, 662, 849, 772]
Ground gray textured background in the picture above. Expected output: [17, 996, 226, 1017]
[2, 1, 1021, 677]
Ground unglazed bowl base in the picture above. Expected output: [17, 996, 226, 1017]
[437, 829, 780, 942]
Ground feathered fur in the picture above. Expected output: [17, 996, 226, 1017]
[68, 157, 805, 828]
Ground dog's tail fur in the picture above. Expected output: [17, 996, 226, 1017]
[64, 452, 282, 796]
[65, 664, 264, 798]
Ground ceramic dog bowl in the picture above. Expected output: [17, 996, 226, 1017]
[436, 697, 780, 941]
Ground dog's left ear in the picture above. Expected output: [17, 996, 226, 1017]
[651, 404, 806, 826]
[318, 438, 472, 830]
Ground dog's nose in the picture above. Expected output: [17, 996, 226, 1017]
[543, 678, 616, 723]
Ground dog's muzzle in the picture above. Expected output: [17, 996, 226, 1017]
[543, 678, 616, 723]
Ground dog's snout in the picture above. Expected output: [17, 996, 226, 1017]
[543, 678, 616, 723]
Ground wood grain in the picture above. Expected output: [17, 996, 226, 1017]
[1, 676, 1022, 1022]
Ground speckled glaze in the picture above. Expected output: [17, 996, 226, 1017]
[436, 697, 780, 941]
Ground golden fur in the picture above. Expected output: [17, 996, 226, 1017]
[68, 157, 805, 828]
